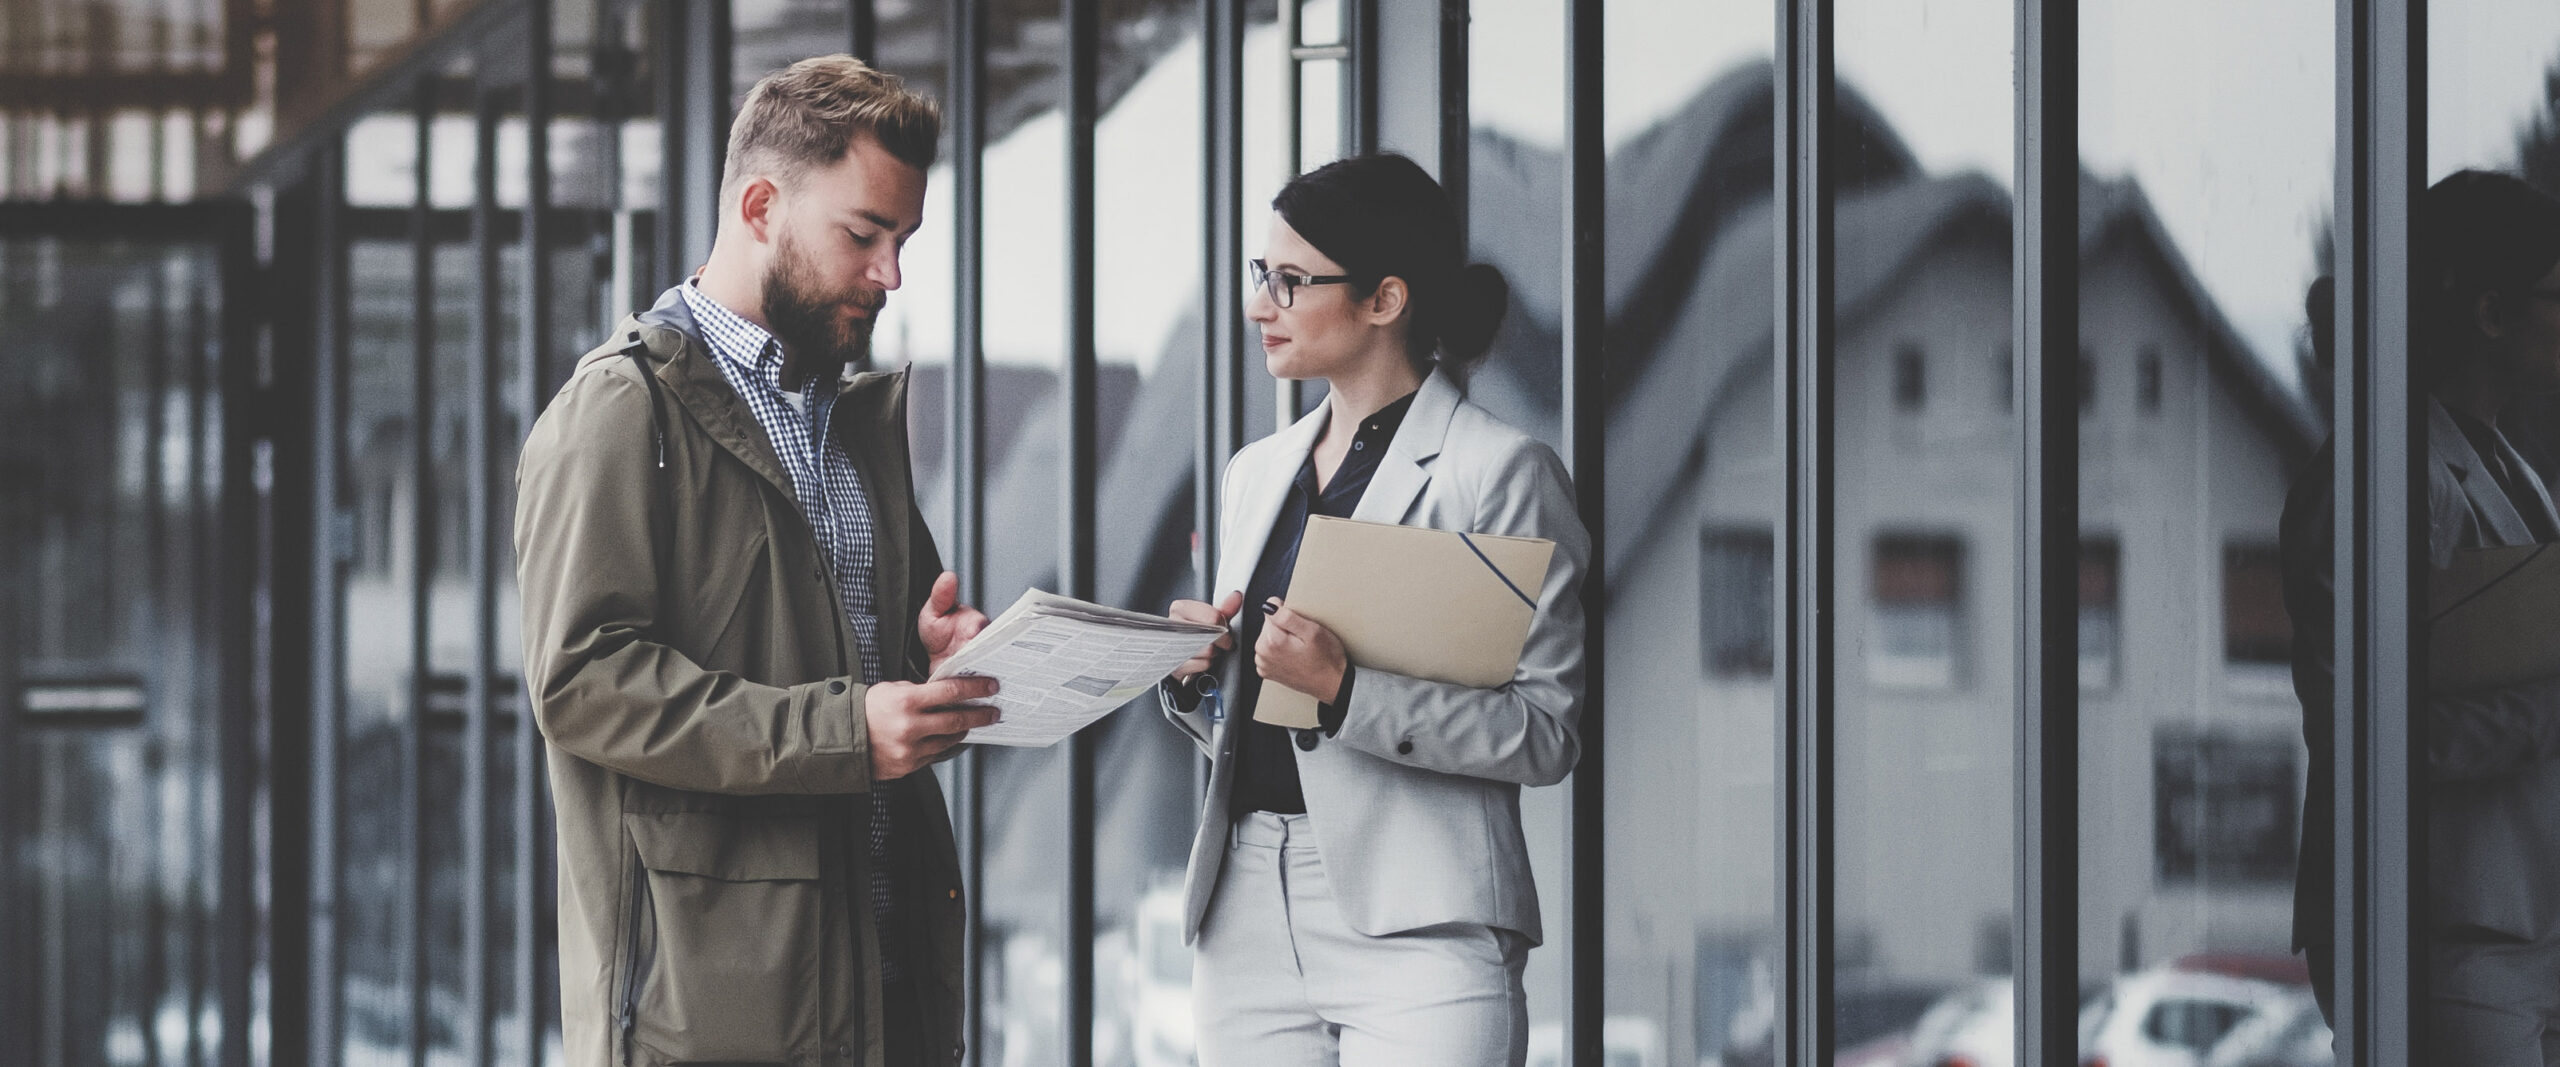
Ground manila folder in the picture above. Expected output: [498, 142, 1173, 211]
[1255, 514, 1555, 729]
[2430, 543, 2560, 693]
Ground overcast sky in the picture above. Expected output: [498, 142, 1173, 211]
[867, 0, 2560, 386]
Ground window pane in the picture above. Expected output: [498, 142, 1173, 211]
[1598, 0, 1779, 1061]
[2080, 0, 2333, 1061]
[1835, 0, 2016, 1058]
[1467, 0, 1573, 1057]
[972, 4, 1068, 1064]
[340, 104, 421, 1065]
[1088, 3, 1206, 1063]
[2424, 4, 2560, 1058]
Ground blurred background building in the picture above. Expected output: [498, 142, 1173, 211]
[4, 0, 2555, 1065]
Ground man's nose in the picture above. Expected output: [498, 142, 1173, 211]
[868, 249, 902, 292]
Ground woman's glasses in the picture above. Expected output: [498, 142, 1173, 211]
[1247, 258, 1354, 309]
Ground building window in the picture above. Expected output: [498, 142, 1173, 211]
[2155, 730, 2298, 884]
[2138, 345, 2164, 413]
[1701, 528, 1774, 677]
[1871, 534, 1964, 688]
[2081, 538, 2121, 689]
[1893, 344, 1926, 412]
[2222, 543, 2292, 666]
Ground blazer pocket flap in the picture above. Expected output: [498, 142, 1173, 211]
[626, 812, 821, 881]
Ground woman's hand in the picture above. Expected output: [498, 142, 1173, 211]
[1254, 598, 1347, 702]
[1169, 591, 1244, 682]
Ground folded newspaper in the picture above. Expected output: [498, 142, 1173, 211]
[929, 590, 1227, 747]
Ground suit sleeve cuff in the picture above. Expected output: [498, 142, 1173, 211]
[1317, 667, 1354, 736]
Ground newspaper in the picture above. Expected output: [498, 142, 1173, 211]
[928, 589, 1227, 747]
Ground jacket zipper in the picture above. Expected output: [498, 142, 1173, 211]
[617, 852, 654, 1066]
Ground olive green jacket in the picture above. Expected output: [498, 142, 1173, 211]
[516, 286, 964, 1067]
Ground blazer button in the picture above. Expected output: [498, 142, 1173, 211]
[1396, 739, 1414, 755]
[829, 680, 847, 695]
[1295, 731, 1319, 752]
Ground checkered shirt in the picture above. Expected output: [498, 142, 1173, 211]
[679, 281, 905, 980]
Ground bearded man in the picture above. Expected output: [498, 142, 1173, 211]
[515, 55, 996, 1067]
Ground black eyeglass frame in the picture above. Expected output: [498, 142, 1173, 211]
[1248, 258, 1356, 309]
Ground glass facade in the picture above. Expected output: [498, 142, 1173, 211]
[0, 0, 2498, 1064]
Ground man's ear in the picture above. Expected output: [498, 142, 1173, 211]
[1366, 276, 1410, 328]
[735, 176, 783, 243]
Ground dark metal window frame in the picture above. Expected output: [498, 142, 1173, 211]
[4, 0, 2432, 1062]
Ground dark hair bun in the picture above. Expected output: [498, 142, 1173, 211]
[1439, 262, 1510, 365]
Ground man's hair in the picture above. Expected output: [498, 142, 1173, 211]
[721, 55, 941, 205]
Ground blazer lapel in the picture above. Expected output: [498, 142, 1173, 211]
[1214, 404, 1327, 598]
[1350, 368, 1459, 527]
[2430, 400, 2537, 547]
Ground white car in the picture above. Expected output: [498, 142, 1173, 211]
[2079, 957, 2330, 1067]
[1900, 977, 2015, 1067]
[1896, 956, 2331, 1067]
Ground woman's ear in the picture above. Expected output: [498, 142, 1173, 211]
[1365, 276, 1410, 328]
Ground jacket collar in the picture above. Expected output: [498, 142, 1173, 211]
[1215, 366, 1459, 598]
[626, 284, 915, 524]
[1349, 365, 1460, 527]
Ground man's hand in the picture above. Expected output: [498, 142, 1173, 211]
[1169, 591, 1244, 682]
[918, 571, 991, 677]
[867, 676, 1001, 781]
[1254, 598, 1346, 702]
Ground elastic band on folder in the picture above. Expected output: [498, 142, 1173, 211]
[2431, 542, 2551, 623]
[1457, 532, 1537, 608]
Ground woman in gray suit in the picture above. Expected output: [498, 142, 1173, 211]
[1160, 153, 1590, 1067]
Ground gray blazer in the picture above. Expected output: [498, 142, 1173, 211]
[1160, 367, 1590, 945]
[2288, 398, 2560, 948]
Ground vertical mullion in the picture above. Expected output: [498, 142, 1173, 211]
[404, 75, 435, 1067]
[677, 0, 731, 282]
[218, 205, 261, 1067]
[1198, 0, 1246, 806]
[2014, 1, 2078, 1064]
[1276, 0, 1306, 427]
[1062, 0, 1099, 1064]
[310, 140, 348, 1067]
[1776, 1, 1834, 1064]
[1342, 0, 1376, 156]
[515, 3, 554, 1062]
[947, 0, 987, 1060]
[2334, 0, 2420, 1061]
[1560, 2, 1604, 1065]
[465, 69, 500, 1067]
[848, 0, 875, 63]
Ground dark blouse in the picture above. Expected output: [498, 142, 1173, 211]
[1225, 391, 1417, 817]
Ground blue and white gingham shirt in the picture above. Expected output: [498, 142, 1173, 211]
[679, 281, 906, 977]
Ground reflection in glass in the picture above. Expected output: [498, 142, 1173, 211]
[1833, 0, 2017, 1060]
[2080, 0, 2332, 1061]
[341, 99, 421, 1057]
[1089, 4, 1207, 1065]
[1, 235, 230, 1067]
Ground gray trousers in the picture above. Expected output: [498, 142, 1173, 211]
[1192, 812, 1529, 1067]
[2427, 929, 2560, 1066]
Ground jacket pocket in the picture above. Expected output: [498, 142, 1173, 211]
[624, 812, 824, 1065]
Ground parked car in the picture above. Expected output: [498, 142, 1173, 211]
[2080, 955, 2329, 1067]
[1900, 978, 2015, 1067]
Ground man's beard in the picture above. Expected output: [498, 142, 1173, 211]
[761, 233, 882, 386]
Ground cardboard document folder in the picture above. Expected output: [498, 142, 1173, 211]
[1255, 514, 1556, 729]
[2430, 543, 2560, 693]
